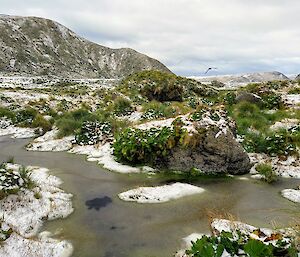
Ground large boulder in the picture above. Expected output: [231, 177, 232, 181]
[296, 74, 300, 81]
[236, 92, 262, 104]
[164, 115, 251, 175]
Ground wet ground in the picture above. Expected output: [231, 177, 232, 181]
[0, 136, 299, 257]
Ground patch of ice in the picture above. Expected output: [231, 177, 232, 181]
[118, 182, 205, 203]
[211, 219, 273, 238]
[251, 174, 265, 180]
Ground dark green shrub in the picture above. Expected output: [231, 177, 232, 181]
[113, 127, 176, 165]
[75, 121, 112, 145]
[224, 92, 236, 105]
[242, 131, 296, 156]
[113, 118, 191, 165]
[261, 93, 282, 109]
[186, 230, 298, 257]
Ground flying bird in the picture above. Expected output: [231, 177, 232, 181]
[204, 67, 218, 74]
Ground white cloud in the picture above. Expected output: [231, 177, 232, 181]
[1, 0, 300, 76]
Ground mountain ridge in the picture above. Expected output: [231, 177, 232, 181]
[0, 15, 172, 78]
[190, 71, 289, 87]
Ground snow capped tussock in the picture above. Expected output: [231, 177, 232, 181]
[118, 183, 205, 203]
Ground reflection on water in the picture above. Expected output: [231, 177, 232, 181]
[0, 136, 299, 257]
[86, 196, 112, 211]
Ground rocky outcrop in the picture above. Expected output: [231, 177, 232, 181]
[296, 74, 300, 81]
[0, 15, 171, 78]
[165, 119, 251, 175]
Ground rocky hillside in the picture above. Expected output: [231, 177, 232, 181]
[296, 74, 300, 80]
[193, 71, 289, 88]
[0, 15, 171, 78]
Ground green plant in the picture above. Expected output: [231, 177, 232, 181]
[75, 121, 112, 145]
[186, 230, 298, 257]
[6, 156, 14, 164]
[241, 131, 296, 156]
[255, 163, 278, 183]
[113, 118, 201, 165]
[261, 93, 282, 109]
[244, 239, 273, 257]
[113, 126, 176, 165]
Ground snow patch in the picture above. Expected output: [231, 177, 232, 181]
[27, 129, 73, 152]
[70, 143, 154, 174]
[281, 189, 300, 203]
[118, 182, 205, 203]
[0, 232, 73, 257]
[0, 125, 36, 139]
[0, 163, 73, 257]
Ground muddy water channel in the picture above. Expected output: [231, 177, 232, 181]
[0, 136, 299, 257]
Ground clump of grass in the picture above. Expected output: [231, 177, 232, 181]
[0, 164, 35, 200]
[32, 114, 52, 133]
[34, 192, 42, 199]
[6, 156, 14, 164]
[112, 97, 133, 116]
[255, 163, 278, 183]
[55, 108, 96, 137]
[141, 101, 175, 120]
[0, 107, 16, 122]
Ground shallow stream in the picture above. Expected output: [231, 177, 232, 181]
[0, 136, 299, 257]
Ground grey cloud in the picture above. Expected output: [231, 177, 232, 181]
[1, 0, 300, 76]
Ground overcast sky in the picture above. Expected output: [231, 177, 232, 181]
[1, 0, 300, 76]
